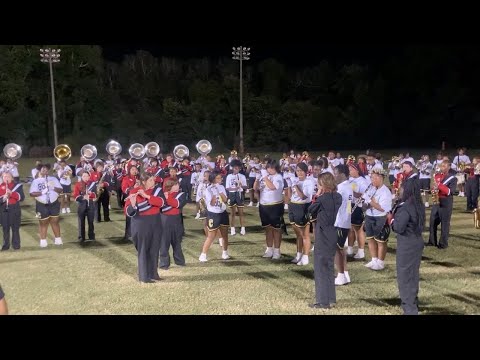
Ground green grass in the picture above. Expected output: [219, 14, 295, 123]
[0, 156, 479, 315]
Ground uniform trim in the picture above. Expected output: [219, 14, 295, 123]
[259, 200, 283, 206]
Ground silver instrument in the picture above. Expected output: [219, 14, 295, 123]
[145, 142, 160, 158]
[3, 143, 22, 161]
[173, 145, 189, 161]
[128, 143, 146, 160]
[106, 140, 122, 158]
[196, 140, 212, 156]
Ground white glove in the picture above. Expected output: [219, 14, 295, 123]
[261, 169, 268, 178]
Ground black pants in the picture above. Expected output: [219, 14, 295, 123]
[0, 203, 21, 250]
[465, 176, 479, 210]
[389, 175, 395, 185]
[159, 214, 185, 268]
[428, 202, 453, 248]
[97, 190, 110, 221]
[313, 226, 337, 306]
[181, 175, 192, 202]
[116, 185, 124, 209]
[396, 234, 424, 315]
[419, 178, 431, 191]
[77, 201, 95, 240]
[125, 216, 131, 239]
[131, 214, 161, 282]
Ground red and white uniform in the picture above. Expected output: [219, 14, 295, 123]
[73, 181, 97, 202]
[124, 187, 165, 216]
[0, 182, 21, 205]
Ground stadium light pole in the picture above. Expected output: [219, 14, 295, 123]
[40, 48, 61, 147]
[232, 46, 250, 155]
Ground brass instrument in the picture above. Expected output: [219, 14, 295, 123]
[474, 208, 480, 229]
[196, 140, 212, 156]
[128, 143, 146, 160]
[105, 140, 122, 158]
[231, 150, 238, 157]
[431, 184, 439, 206]
[346, 155, 356, 163]
[3, 143, 22, 161]
[54, 144, 71, 162]
[391, 156, 401, 170]
[96, 171, 108, 197]
[145, 142, 160, 158]
[81, 144, 98, 162]
[173, 145, 189, 161]
[242, 153, 251, 166]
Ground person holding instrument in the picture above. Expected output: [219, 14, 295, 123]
[73, 171, 97, 242]
[29, 164, 64, 248]
[0, 172, 24, 251]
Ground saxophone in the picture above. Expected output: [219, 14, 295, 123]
[431, 173, 442, 206]
[96, 171, 108, 197]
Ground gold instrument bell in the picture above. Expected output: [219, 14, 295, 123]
[3, 143, 22, 161]
[53, 144, 71, 161]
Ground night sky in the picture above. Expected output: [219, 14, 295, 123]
[101, 43, 402, 66]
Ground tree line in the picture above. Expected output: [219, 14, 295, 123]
[1, 44, 479, 156]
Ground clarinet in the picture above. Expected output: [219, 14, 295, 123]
[351, 183, 374, 213]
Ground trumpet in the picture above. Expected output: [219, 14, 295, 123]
[391, 156, 401, 170]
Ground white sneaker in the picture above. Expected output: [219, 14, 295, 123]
[284, 204, 289, 210]
[256, 202, 260, 207]
[40, 239, 48, 248]
[221, 251, 231, 260]
[248, 201, 253, 207]
[354, 250, 365, 260]
[230, 227, 236, 236]
[344, 271, 351, 283]
[346, 246, 354, 256]
[291, 252, 302, 263]
[246, 189, 250, 194]
[365, 259, 377, 268]
[219, 238, 224, 247]
[195, 212, 200, 220]
[199, 253, 208, 262]
[272, 250, 281, 260]
[66, 208, 71, 213]
[240, 227, 246, 236]
[311, 246, 314, 252]
[297, 255, 309, 266]
[263, 248, 274, 258]
[54, 238, 63, 246]
[61, 208, 66, 214]
[108, 204, 111, 210]
[425, 202, 429, 208]
[335, 273, 348, 286]
[371, 260, 385, 271]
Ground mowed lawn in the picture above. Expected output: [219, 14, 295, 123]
[0, 155, 479, 315]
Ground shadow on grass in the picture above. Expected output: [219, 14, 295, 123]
[422, 307, 464, 315]
[362, 297, 400, 307]
[429, 261, 461, 268]
[445, 293, 480, 306]
[0, 256, 43, 264]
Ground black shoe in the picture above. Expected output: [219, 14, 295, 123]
[159, 266, 170, 270]
[78, 237, 86, 242]
[309, 303, 331, 309]
[175, 263, 186, 267]
[425, 242, 436, 247]
[89, 237, 96, 241]
[437, 245, 448, 249]
[140, 280, 155, 283]
[152, 274, 161, 281]
[1, 247, 10, 251]
[105, 219, 112, 222]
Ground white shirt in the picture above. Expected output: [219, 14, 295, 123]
[7, 164, 19, 177]
[259, 173, 284, 205]
[226, 173, 247, 193]
[419, 162, 433, 179]
[191, 171, 201, 185]
[32, 168, 39, 179]
[330, 158, 340, 168]
[453, 155, 471, 166]
[335, 180, 353, 229]
[248, 162, 260, 178]
[401, 157, 415, 165]
[196, 182, 208, 203]
[336, 158, 345, 165]
[205, 184, 227, 213]
[30, 176, 62, 204]
[323, 168, 334, 175]
[349, 176, 371, 194]
[367, 162, 383, 174]
[57, 168, 72, 186]
[289, 177, 315, 204]
[387, 162, 399, 176]
[365, 184, 392, 217]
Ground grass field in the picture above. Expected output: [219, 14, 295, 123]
[0, 155, 479, 315]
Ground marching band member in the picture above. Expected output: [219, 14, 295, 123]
[90, 162, 112, 222]
[161, 154, 175, 170]
[307, 173, 342, 309]
[432, 152, 443, 174]
[327, 151, 339, 171]
[387, 157, 400, 186]
[163, 167, 181, 191]
[418, 155, 433, 207]
[228, 150, 238, 164]
[465, 157, 480, 211]
[392, 161, 418, 199]
[0, 172, 24, 251]
[427, 160, 457, 249]
[159, 178, 187, 269]
[145, 158, 164, 184]
[199, 171, 231, 262]
[73, 171, 97, 242]
[452, 147, 471, 197]
[388, 178, 425, 315]
[346, 163, 370, 259]
[401, 152, 415, 166]
[196, 170, 211, 223]
[6, 159, 20, 183]
[178, 156, 193, 202]
[333, 165, 353, 285]
[226, 160, 248, 236]
[121, 164, 140, 241]
[336, 152, 344, 165]
[366, 154, 383, 175]
[357, 156, 368, 177]
[124, 173, 165, 283]
[57, 160, 72, 214]
[247, 156, 260, 207]
[191, 163, 203, 219]
[286, 162, 315, 266]
[364, 169, 393, 271]
[114, 160, 126, 208]
[254, 160, 285, 260]
[31, 160, 43, 180]
[29, 164, 64, 248]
